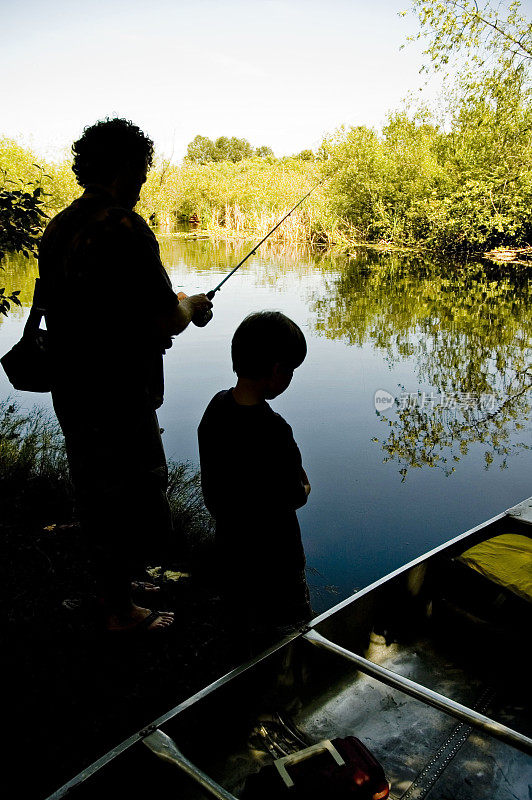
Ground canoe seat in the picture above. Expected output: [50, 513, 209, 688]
[458, 534, 532, 603]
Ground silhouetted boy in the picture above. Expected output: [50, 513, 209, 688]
[198, 311, 312, 646]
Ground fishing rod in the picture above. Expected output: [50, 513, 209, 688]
[192, 174, 328, 327]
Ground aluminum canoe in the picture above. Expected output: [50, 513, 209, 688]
[47, 497, 532, 800]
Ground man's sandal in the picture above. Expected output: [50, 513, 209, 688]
[131, 581, 161, 594]
[135, 610, 173, 632]
[106, 610, 174, 634]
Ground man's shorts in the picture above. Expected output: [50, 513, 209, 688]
[55, 403, 173, 568]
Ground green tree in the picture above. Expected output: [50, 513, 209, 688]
[407, 0, 532, 74]
[185, 135, 216, 164]
[185, 135, 271, 163]
[0, 172, 47, 315]
[255, 145, 275, 158]
[433, 65, 532, 249]
[320, 28, 532, 252]
[294, 149, 315, 161]
[214, 136, 254, 161]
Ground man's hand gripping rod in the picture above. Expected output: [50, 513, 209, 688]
[192, 176, 327, 326]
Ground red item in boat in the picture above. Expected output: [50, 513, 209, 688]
[242, 735, 390, 799]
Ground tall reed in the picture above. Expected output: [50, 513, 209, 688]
[137, 158, 342, 244]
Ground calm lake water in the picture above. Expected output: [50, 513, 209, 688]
[1, 236, 531, 612]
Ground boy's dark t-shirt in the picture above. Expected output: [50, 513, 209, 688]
[198, 389, 309, 621]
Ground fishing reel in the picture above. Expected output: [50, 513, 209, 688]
[193, 307, 213, 327]
[194, 288, 215, 327]
[177, 291, 214, 327]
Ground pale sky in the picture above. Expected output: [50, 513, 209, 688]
[1, 0, 438, 163]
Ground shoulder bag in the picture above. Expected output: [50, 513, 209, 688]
[1, 278, 50, 392]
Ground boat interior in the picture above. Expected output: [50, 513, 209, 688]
[55, 503, 532, 800]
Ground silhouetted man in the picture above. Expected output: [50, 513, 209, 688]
[39, 118, 212, 631]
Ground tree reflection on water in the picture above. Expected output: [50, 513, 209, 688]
[312, 250, 532, 479]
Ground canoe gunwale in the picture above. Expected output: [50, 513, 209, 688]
[304, 629, 532, 757]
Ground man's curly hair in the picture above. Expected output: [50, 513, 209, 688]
[71, 118, 154, 188]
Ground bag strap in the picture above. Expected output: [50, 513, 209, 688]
[22, 278, 46, 337]
[32, 277, 47, 313]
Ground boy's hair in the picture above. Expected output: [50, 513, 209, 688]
[71, 118, 154, 188]
[231, 311, 307, 379]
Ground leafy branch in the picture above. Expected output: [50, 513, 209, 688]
[0, 168, 48, 315]
[405, 0, 532, 72]
[0, 288, 22, 318]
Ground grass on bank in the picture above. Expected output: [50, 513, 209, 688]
[0, 398, 213, 543]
